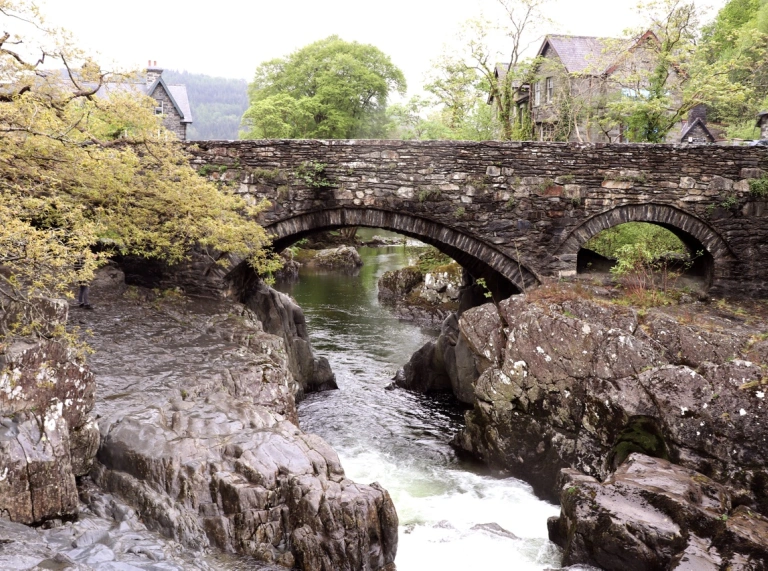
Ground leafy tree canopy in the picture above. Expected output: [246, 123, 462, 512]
[699, 0, 768, 136]
[241, 36, 406, 139]
[0, 0, 278, 341]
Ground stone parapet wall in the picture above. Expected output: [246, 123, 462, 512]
[188, 140, 768, 296]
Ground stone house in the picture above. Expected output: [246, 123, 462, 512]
[95, 62, 192, 141]
[679, 104, 716, 144]
[145, 62, 192, 141]
[497, 32, 686, 143]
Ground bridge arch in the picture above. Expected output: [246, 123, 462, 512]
[265, 208, 539, 298]
[555, 203, 736, 288]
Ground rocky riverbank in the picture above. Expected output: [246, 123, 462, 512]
[377, 260, 466, 327]
[398, 282, 768, 569]
[0, 264, 398, 571]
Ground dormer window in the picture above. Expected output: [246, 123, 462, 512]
[154, 101, 164, 115]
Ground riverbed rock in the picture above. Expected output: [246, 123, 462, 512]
[450, 292, 768, 513]
[305, 246, 363, 270]
[378, 266, 423, 303]
[82, 278, 395, 571]
[0, 338, 99, 524]
[549, 453, 768, 570]
[377, 265, 462, 326]
[245, 280, 337, 398]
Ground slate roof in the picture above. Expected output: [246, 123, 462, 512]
[680, 117, 716, 143]
[756, 111, 768, 126]
[147, 77, 192, 123]
[92, 73, 192, 123]
[538, 35, 623, 74]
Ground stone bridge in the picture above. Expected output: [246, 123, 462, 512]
[188, 140, 768, 297]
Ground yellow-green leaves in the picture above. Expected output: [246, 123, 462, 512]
[0, 0, 278, 341]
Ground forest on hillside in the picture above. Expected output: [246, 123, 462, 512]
[163, 70, 248, 140]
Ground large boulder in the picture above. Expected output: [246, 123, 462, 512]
[378, 264, 463, 326]
[305, 246, 363, 270]
[452, 293, 768, 511]
[0, 338, 99, 524]
[549, 453, 768, 570]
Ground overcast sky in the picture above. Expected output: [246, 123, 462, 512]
[39, 0, 725, 94]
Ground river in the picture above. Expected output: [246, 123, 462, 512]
[275, 238, 562, 570]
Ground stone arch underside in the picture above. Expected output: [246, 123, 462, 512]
[555, 203, 736, 286]
[266, 208, 539, 294]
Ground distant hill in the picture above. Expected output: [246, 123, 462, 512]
[163, 70, 249, 140]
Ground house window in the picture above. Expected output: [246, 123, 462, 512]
[534, 82, 541, 107]
[154, 101, 164, 115]
[545, 77, 553, 103]
[540, 122, 556, 141]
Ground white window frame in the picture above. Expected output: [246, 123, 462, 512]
[534, 81, 541, 107]
[545, 77, 553, 103]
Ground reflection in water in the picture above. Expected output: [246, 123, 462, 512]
[276, 241, 561, 570]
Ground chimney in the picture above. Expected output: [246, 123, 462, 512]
[687, 104, 707, 126]
[146, 60, 163, 85]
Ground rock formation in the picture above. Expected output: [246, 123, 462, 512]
[549, 453, 768, 569]
[398, 284, 768, 567]
[83, 269, 394, 570]
[378, 264, 466, 326]
[0, 307, 100, 525]
[303, 246, 363, 271]
[0, 262, 397, 571]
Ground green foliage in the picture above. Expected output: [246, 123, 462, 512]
[606, 0, 751, 142]
[475, 277, 493, 299]
[749, 175, 768, 198]
[413, 247, 454, 274]
[588, 222, 692, 305]
[585, 222, 685, 260]
[418, 188, 441, 202]
[241, 36, 406, 139]
[0, 1, 280, 342]
[295, 161, 333, 188]
[699, 0, 768, 133]
[720, 193, 739, 208]
[454, 206, 466, 218]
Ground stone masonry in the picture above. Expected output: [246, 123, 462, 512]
[188, 140, 768, 297]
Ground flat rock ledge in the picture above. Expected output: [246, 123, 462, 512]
[0, 265, 397, 571]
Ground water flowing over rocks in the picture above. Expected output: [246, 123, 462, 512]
[398, 284, 768, 567]
[0, 264, 397, 571]
[83, 271, 396, 570]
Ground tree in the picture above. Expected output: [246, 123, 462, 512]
[0, 0, 279, 341]
[606, 0, 749, 142]
[699, 0, 768, 137]
[424, 1, 549, 141]
[241, 36, 406, 139]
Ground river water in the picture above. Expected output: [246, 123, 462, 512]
[276, 240, 562, 570]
